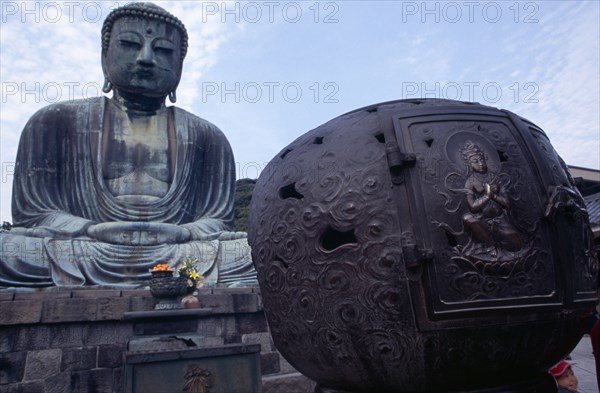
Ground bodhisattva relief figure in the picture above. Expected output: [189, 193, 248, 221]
[460, 141, 522, 261]
[0, 2, 257, 287]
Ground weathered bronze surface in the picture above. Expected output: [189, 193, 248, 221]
[248, 99, 598, 392]
[0, 3, 256, 288]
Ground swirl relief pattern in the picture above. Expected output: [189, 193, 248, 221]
[248, 108, 418, 389]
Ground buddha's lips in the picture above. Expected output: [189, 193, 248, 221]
[133, 68, 155, 78]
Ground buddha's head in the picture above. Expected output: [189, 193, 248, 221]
[460, 140, 488, 174]
[101, 2, 188, 103]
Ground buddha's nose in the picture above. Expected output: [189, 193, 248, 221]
[136, 43, 156, 66]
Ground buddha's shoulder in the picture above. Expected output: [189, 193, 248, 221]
[171, 106, 225, 137]
[27, 97, 104, 122]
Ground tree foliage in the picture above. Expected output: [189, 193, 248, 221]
[234, 178, 256, 232]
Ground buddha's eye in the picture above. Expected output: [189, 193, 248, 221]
[119, 40, 141, 50]
[153, 39, 175, 56]
[154, 46, 174, 56]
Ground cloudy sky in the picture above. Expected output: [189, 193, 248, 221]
[1, 0, 599, 223]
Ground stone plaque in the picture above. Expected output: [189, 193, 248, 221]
[124, 344, 261, 393]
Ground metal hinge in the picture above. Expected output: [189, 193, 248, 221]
[386, 141, 416, 172]
[403, 244, 434, 270]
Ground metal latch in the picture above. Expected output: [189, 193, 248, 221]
[386, 142, 416, 173]
[403, 244, 434, 270]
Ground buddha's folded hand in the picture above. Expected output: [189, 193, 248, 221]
[86, 222, 191, 245]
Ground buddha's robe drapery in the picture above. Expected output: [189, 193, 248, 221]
[0, 97, 256, 287]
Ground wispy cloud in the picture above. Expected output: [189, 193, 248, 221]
[1, 1, 598, 223]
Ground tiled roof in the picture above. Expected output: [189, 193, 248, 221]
[584, 192, 600, 227]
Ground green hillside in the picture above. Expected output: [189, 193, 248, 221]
[234, 178, 256, 232]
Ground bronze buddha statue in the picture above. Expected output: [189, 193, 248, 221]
[0, 2, 256, 287]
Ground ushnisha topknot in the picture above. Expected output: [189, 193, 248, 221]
[101, 2, 188, 59]
[460, 140, 486, 163]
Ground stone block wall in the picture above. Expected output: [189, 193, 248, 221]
[0, 287, 314, 393]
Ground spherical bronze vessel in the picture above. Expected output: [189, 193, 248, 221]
[248, 99, 598, 392]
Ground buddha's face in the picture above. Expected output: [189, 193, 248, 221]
[103, 17, 182, 99]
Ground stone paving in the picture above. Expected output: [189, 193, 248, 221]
[570, 335, 598, 393]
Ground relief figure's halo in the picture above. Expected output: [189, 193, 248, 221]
[445, 130, 500, 174]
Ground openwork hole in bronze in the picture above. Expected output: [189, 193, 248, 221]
[280, 148, 293, 159]
[279, 183, 304, 200]
[320, 226, 357, 251]
[497, 149, 509, 162]
[446, 231, 458, 248]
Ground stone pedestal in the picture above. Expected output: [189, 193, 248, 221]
[122, 308, 261, 393]
[0, 286, 307, 392]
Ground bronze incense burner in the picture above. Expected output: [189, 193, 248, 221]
[248, 99, 598, 393]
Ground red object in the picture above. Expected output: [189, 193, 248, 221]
[591, 318, 600, 391]
[550, 361, 575, 378]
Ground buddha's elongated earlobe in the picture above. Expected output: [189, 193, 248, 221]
[168, 90, 177, 103]
[102, 79, 112, 93]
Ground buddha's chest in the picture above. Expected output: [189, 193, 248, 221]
[103, 130, 171, 179]
[102, 110, 175, 198]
